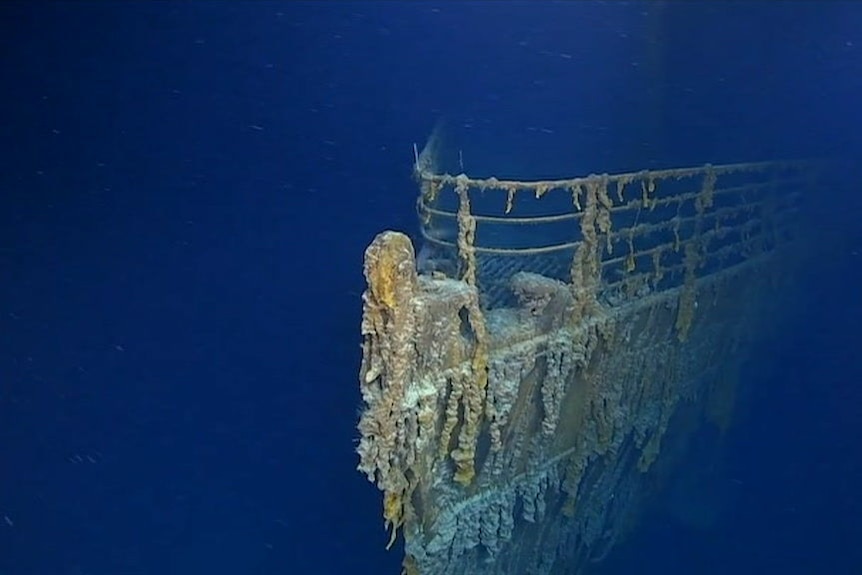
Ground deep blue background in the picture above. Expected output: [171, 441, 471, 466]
[0, 2, 860, 574]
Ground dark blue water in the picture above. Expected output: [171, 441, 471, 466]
[0, 2, 859, 574]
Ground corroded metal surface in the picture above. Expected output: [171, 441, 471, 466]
[357, 154, 812, 574]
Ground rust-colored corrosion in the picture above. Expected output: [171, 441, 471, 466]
[357, 152, 813, 574]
